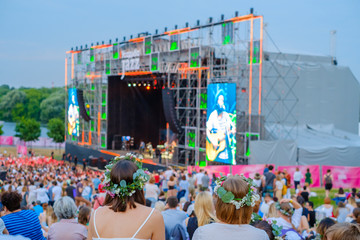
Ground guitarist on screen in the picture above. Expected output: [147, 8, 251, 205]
[206, 90, 236, 163]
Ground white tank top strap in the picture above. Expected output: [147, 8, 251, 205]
[131, 208, 155, 239]
[94, 207, 102, 239]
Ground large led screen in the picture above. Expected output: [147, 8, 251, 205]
[206, 83, 236, 164]
[68, 88, 80, 137]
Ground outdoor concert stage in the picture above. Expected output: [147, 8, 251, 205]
[64, 10, 359, 167]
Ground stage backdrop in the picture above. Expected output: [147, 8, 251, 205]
[277, 165, 320, 188]
[322, 165, 360, 188]
[187, 164, 265, 179]
[206, 83, 236, 165]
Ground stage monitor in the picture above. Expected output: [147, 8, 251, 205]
[206, 83, 236, 165]
[68, 88, 80, 137]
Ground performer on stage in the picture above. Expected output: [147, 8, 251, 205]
[206, 89, 236, 163]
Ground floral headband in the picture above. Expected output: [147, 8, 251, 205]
[275, 202, 294, 217]
[214, 174, 260, 209]
[251, 213, 283, 239]
[102, 153, 150, 200]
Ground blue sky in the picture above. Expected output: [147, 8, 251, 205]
[0, 0, 359, 88]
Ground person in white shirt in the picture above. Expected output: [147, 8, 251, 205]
[144, 177, 160, 207]
[36, 183, 49, 204]
[164, 167, 174, 181]
[196, 169, 205, 189]
[293, 168, 302, 191]
[260, 193, 274, 216]
[268, 198, 303, 239]
[52, 181, 62, 202]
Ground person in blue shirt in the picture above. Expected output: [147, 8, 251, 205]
[162, 196, 188, 239]
[1, 191, 45, 240]
[92, 175, 101, 192]
[32, 201, 43, 217]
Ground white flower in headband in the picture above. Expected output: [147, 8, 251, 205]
[102, 153, 149, 201]
[214, 174, 260, 209]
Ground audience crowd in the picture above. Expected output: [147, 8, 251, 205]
[0, 154, 359, 240]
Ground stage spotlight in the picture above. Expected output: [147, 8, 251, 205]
[185, 22, 189, 28]
[221, 14, 224, 20]
[197, 20, 200, 26]
[155, 29, 158, 34]
[208, 17, 213, 23]
[123, 36, 126, 41]
[80, 45, 83, 50]
[235, 11, 239, 17]
[109, 39, 112, 44]
[146, 86, 150, 90]
[250, 8, 254, 14]
[175, 25, 178, 30]
[85, 44, 88, 48]
[143, 83, 146, 86]
[132, 83, 136, 87]
[128, 83, 131, 87]
[138, 83, 141, 87]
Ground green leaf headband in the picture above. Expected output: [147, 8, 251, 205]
[214, 174, 260, 209]
[251, 213, 283, 238]
[275, 202, 294, 217]
[102, 153, 150, 200]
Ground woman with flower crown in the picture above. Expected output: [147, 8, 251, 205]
[87, 154, 165, 240]
[192, 174, 269, 240]
[268, 199, 303, 240]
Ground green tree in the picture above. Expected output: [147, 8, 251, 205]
[0, 124, 3, 136]
[40, 90, 65, 123]
[15, 119, 41, 148]
[0, 90, 26, 121]
[47, 118, 64, 143]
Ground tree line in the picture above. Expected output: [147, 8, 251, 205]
[0, 85, 65, 146]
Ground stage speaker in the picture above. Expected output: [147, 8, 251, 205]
[162, 88, 182, 133]
[77, 89, 91, 122]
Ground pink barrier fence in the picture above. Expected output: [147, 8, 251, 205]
[188, 164, 360, 189]
[322, 165, 360, 188]
[277, 165, 320, 188]
[0, 136, 13, 145]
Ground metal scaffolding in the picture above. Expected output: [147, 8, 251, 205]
[65, 13, 269, 165]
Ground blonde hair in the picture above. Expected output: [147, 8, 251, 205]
[154, 201, 165, 212]
[149, 176, 155, 184]
[267, 203, 279, 218]
[215, 175, 253, 224]
[324, 223, 360, 240]
[45, 206, 57, 226]
[194, 192, 216, 227]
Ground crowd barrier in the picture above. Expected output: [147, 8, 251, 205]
[188, 164, 360, 188]
[0, 136, 65, 148]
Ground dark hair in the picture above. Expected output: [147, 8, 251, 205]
[78, 206, 91, 226]
[183, 201, 191, 212]
[317, 217, 336, 238]
[2, 191, 22, 211]
[181, 175, 186, 181]
[338, 188, 344, 195]
[252, 220, 275, 240]
[307, 168, 310, 172]
[103, 160, 145, 212]
[268, 165, 274, 171]
[297, 196, 305, 205]
[40, 183, 44, 188]
[308, 201, 314, 209]
[353, 208, 360, 224]
[52, 181, 57, 186]
[167, 196, 178, 208]
[327, 169, 331, 173]
[145, 199, 152, 207]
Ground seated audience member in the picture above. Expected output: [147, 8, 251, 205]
[32, 200, 44, 216]
[315, 218, 336, 240]
[324, 222, 360, 240]
[252, 220, 279, 240]
[185, 191, 216, 240]
[192, 175, 269, 240]
[162, 196, 188, 239]
[268, 198, 303, 239]
[351, 208, 360, 225]
[334, 201, 349, 223]
[316, 197, 333, 218]
[78, 206, 91, 229]
[1, 191, 45, 240]
[88, 156, 164, 240]
[332, 187, 346, 205]
[260, 193, 274, 216]
[300, 186, 310, 202]
[267, 202, 279, 218]
[154, 201, 166, 212]
[346, 197, 358, 214]
[48, 196, 87, 240]
[305, 201, 316, 228]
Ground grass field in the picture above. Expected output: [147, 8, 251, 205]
[291, 188, 342, 210]
[0, 146, 64, 160]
